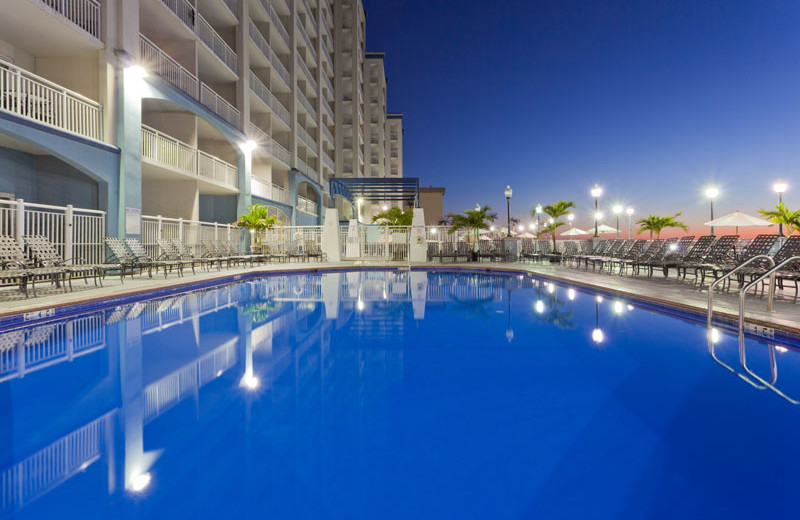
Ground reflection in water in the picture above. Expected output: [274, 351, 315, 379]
[0, 270, 798, 518]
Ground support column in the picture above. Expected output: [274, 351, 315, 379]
[409, 208, 426, 263]
[321, 207, 341, 261]
[116, 66, 144, 238]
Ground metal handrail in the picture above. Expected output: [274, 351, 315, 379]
[707, 331, 767, 390]
[737, 335, 800, 405]
[707, 254, 774, 328]
[738, 256, 800, 333]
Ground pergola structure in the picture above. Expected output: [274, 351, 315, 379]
[329, 178, 420, 208]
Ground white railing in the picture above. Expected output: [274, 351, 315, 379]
[141, 124, 195, 174]
[339, 225, 410, 261]
[251, 177, 290, 205]
[297, 124, 317, 151]
[200, 82, 240, 127]
[322, 152, 334, 171]
[297, 158, 319, 183]
[358, 146, 364, 164]
[141, 215, 242, 257]
[159, 0, 195, 29]
[322, 96, 334, 121]
[139, 34, 199, 98]
[248, 71, 291, 126]
[295, 54, 318, 92]
[322, 125, 334, 145]
[0, 58, 102, 141]
[296, 88, 318, 121]
[248, 122, 288, 167]
[272, 140, 291, 166]
[197, 14, 237, 72]
[0, 414, 107, 515]
[257, 0, 290, 48]
[248, 20, 291, 86]
[295, 18, 318, 64]
[296, 195, 319, 216]
[33, 0, 102, 40]
[262, 226, 322, 254]
[141, 125, 238, 188]
[221, 0, 237, 17]
[0, 199, 105, 264]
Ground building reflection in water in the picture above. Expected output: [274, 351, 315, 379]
[0, 270, 796, 517]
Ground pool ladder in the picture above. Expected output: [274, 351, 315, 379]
[707, 255, 800, 336]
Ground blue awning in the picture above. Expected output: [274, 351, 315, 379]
[330, 178, 420, 207]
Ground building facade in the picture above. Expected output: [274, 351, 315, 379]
[0, 0, 403, 235]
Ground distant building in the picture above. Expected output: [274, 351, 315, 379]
[419, 187, 446, 226]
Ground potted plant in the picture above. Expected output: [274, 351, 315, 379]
[234, 204, 278, 252]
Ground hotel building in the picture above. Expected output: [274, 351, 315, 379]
[0, 0, 403, 236]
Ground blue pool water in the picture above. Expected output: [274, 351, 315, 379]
[1, 270, 800, 519]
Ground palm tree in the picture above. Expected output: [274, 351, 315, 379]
[371, 206, 414, 226]
[636, 213, 688, 239]
[234, 204, 278, 249]
[538, 201, 576, 251]
[447, 205, 495, 256]
[759, 203, 800, 235]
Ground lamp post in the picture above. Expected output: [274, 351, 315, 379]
[504, 185, 513, 238]
[567, 214, 574, 228]
[704, 187, 719, 236]
[626, 207, 634, 239]
[612, 205, 622, 239]
[535, 204, 542, 231]
[774, 180, 787, 237]
[591, 184, 602, 237]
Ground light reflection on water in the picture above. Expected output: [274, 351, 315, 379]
[0, 270, 799, 519]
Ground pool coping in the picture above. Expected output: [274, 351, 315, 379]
[1, 264, 798, 344]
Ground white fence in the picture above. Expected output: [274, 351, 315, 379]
[0, 58, 103, 141]
[251, 177, 290, 205]
[36, 0, 102, 40]
[200, 82, 240, 127]
[141, 215, 242, 258]
[197, 14, 237, 72]
[340, 225, 410, 261]
[139, 34, 199, 98]
[0, 199, 105, 264]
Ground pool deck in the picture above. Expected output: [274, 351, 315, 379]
[0, 260, 798, 335]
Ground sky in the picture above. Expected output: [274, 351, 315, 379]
[364, 0, 800, 237]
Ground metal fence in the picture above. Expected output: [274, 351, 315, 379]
[340, 225, 411, 261]
[0, 199, 106, 264]
[141, 215, 242, 258]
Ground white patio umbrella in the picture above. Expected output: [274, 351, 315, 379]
[585, 224, 619, 235]
[704, 210, 773, 234]
[560, 227, 589, 236]
[517, 231, 536, 239]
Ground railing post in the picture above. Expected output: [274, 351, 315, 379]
[65, 204, 74, 263]
[157, 215, 163, 241]
[178, 217, 184, 242]
[214, 222, 219, 241]
[15, 199, 25, 249]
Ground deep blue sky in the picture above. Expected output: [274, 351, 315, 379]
[365, 0, 800, 235]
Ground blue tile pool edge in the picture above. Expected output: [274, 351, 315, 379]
[1, 265, 798, 349]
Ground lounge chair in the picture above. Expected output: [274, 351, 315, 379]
[677, 235, 740, 285]
[737, 236, 800, 299]
[157, 239, 201, 274]
[608, 239, 647, 274]
[24, 234, 118, 286]
[105, 238, 152, 278]
[0, 236, 67, 297]
[695, 234, 779, 289]
[125, 238, 188, 277]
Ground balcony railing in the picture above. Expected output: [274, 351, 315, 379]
[200, 83, 240, 127]
[159, 0, 195, 30]
[297, 124, 316, 152]
[0, 58, 103, 141]
[142, 125, 238, 188]
[321, 97, 334, 121]
[322, 125, 334, 145]
[295, 55, 318, 93]
[322, 152, 334, 171]
[248, 19, 291, 86]
[256, 0, 289, 48]
[251, 176, 289, 205]
[140, 35, 199, 98]
[221, 0, 237, 17]
[197, 14, 237, 73]
[321, 72, 334, 99]
[249, 71, 291, 127]
[296, 88, 317, 121]
[297, 194, 319, 216]
[33, 0, 102, 40]
[248, 122, 291, 167]
[272, 139, 290, 166]
[297, 158, 319, 183]
[295, 18, 318, 64]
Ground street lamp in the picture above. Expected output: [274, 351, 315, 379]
[591, 184, 602, 237]
[626, 207, 634, 238]
[567, 214, 574, 228]
[475, 204, 481, 211]
[704, 187, 719, 236]
[535, 204, 542, 231]
[612, 205, 622, 239]
[504, 185, 513, 238]
[774, 180, 787, 237]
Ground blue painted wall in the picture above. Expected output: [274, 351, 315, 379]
[0, 147, 99, 208]
[199, 195, 238, 224]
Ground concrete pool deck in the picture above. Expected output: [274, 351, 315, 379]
[0, 260, 798, 335]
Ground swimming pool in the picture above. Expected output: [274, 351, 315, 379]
[1, 269, 799, 519]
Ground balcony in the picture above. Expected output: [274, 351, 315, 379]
[322, 152, 334, 172]
[255, 0, 289, 49]
[295, 18, 318, 64]
[140, 35, 199, 97]
[0, 58, 103, 141]
[321, 97, 334, 121]
[251, 176, 290, 205]
[297, 194, 319, 216]
[296, 88, 317, 122]
[248, 19, 291, 87]
[295, 55, 318, 93]
[141, 125, 238, 191]
[249, 71, 291, 128]
[321, 73, 334, 101]
[158, 0, 195, 30]
[296, 124, 317, 153]
[297, 157, 319, 183]
[200, 83, 240, 127]
[197, 14, 237, 74]
[322, 125, 333, 145]
[31, 0, 102, 40]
